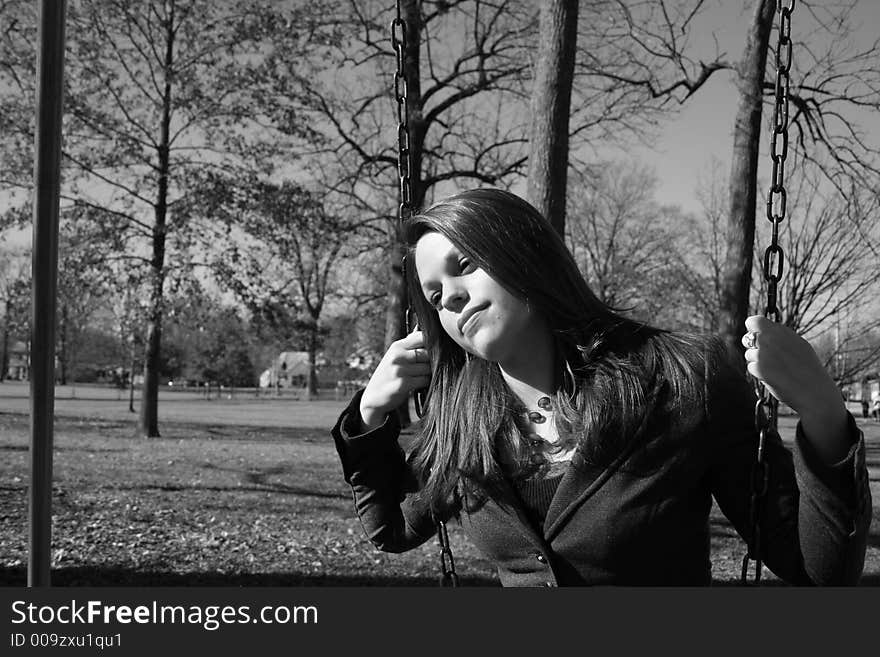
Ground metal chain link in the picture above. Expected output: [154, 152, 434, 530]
[741, 0, 794, 586]
[393, 3, 424, 416]
[391, 4, 412, 227]
[436, 514, 460, 587]
[392, 0, 457, 588]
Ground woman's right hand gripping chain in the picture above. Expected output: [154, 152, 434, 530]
[358, 330, 431, 432]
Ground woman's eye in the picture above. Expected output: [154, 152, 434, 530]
[429, 291, 442, 308]
[459, 257, 475, 273]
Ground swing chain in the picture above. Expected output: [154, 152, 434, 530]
[437, 519, 460, 587]
[742, 0, 794, 587]
[391, 2, 412, 225]
[393, 3, 425, 418]
[764, 0, 794, 323]
[392, 0, 457, 588]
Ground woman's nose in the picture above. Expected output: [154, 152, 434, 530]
[441, 282, 468, 310]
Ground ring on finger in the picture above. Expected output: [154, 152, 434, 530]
[741, 331, 758, 350]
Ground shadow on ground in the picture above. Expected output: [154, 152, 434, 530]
[4, 567, 878, 587]
[0, 567, 500, 587]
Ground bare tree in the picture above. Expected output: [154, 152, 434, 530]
[210, 180, 361, 399]
[720, 0, 880, 356]
[252, 0, 743, 354]
[566, 161, 694, 328]
[560, 1, 880, 356]
[570, 0, 736, 154]
[674, 158, 737, 331]
[825, 329, 880, 392]
[782, 2, 880, 200]
[238, 0, 539, 423]
[312, 0, 537, 352]
[527, 0, 579, 234]
[752, 166, 880, 382]
[682, 154, 880, 382]
[718, 0, 776, 358]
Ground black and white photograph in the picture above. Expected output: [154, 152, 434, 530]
[2, 0, 880, 626]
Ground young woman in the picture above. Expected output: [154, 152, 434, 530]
[331, 188, 870, 586]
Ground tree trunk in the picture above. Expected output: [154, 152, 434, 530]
[58, 303, 68, 385]
[719, 0, 776, 359]
[140, 282, 164, 436]
[384, 0, 426, 427]
[526, 0, 579, 236]
[1, 301, 9, 382]
[306, 315, 319, 400]
[139, 11, 175, 438]
[128, 343, 136, 413]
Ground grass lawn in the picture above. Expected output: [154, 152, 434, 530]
[1, 383, 878, 586]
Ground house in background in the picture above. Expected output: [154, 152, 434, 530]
[4, 340, 29, 380]
[259, 351, 311, 389]
[846, 374, 880, 402]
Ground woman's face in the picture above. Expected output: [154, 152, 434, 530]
[414, 231, 548, 365]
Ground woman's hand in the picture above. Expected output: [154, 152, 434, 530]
[358, 330, 431, 432]
[742, 315, 850, 463]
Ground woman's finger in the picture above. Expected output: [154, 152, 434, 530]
[745, 360, 761, 380]
[410, 347, 431, 363]
[399, 362, 432, 377]
[744, 314, 771, 334]
[399, 330, 424, 349]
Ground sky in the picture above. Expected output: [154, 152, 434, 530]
[4, 1, 879, 234]
[613, 0, 880, 215]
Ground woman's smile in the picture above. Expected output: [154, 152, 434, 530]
[458, 304, 488, 336]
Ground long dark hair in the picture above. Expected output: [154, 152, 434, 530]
[403, 188, 721, 515]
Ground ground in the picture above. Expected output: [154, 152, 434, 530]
[1, 381, 878, 586]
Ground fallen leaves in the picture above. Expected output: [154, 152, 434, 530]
[0, 413, 498, 586]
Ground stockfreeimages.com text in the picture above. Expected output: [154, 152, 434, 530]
[11, 600, 317, 631]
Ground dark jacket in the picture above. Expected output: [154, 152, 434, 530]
[331, 366, 871, 586]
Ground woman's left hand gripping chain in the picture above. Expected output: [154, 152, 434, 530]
[742, 315, 851, 462]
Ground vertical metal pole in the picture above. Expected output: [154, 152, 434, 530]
[29, 0, 67, 588]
